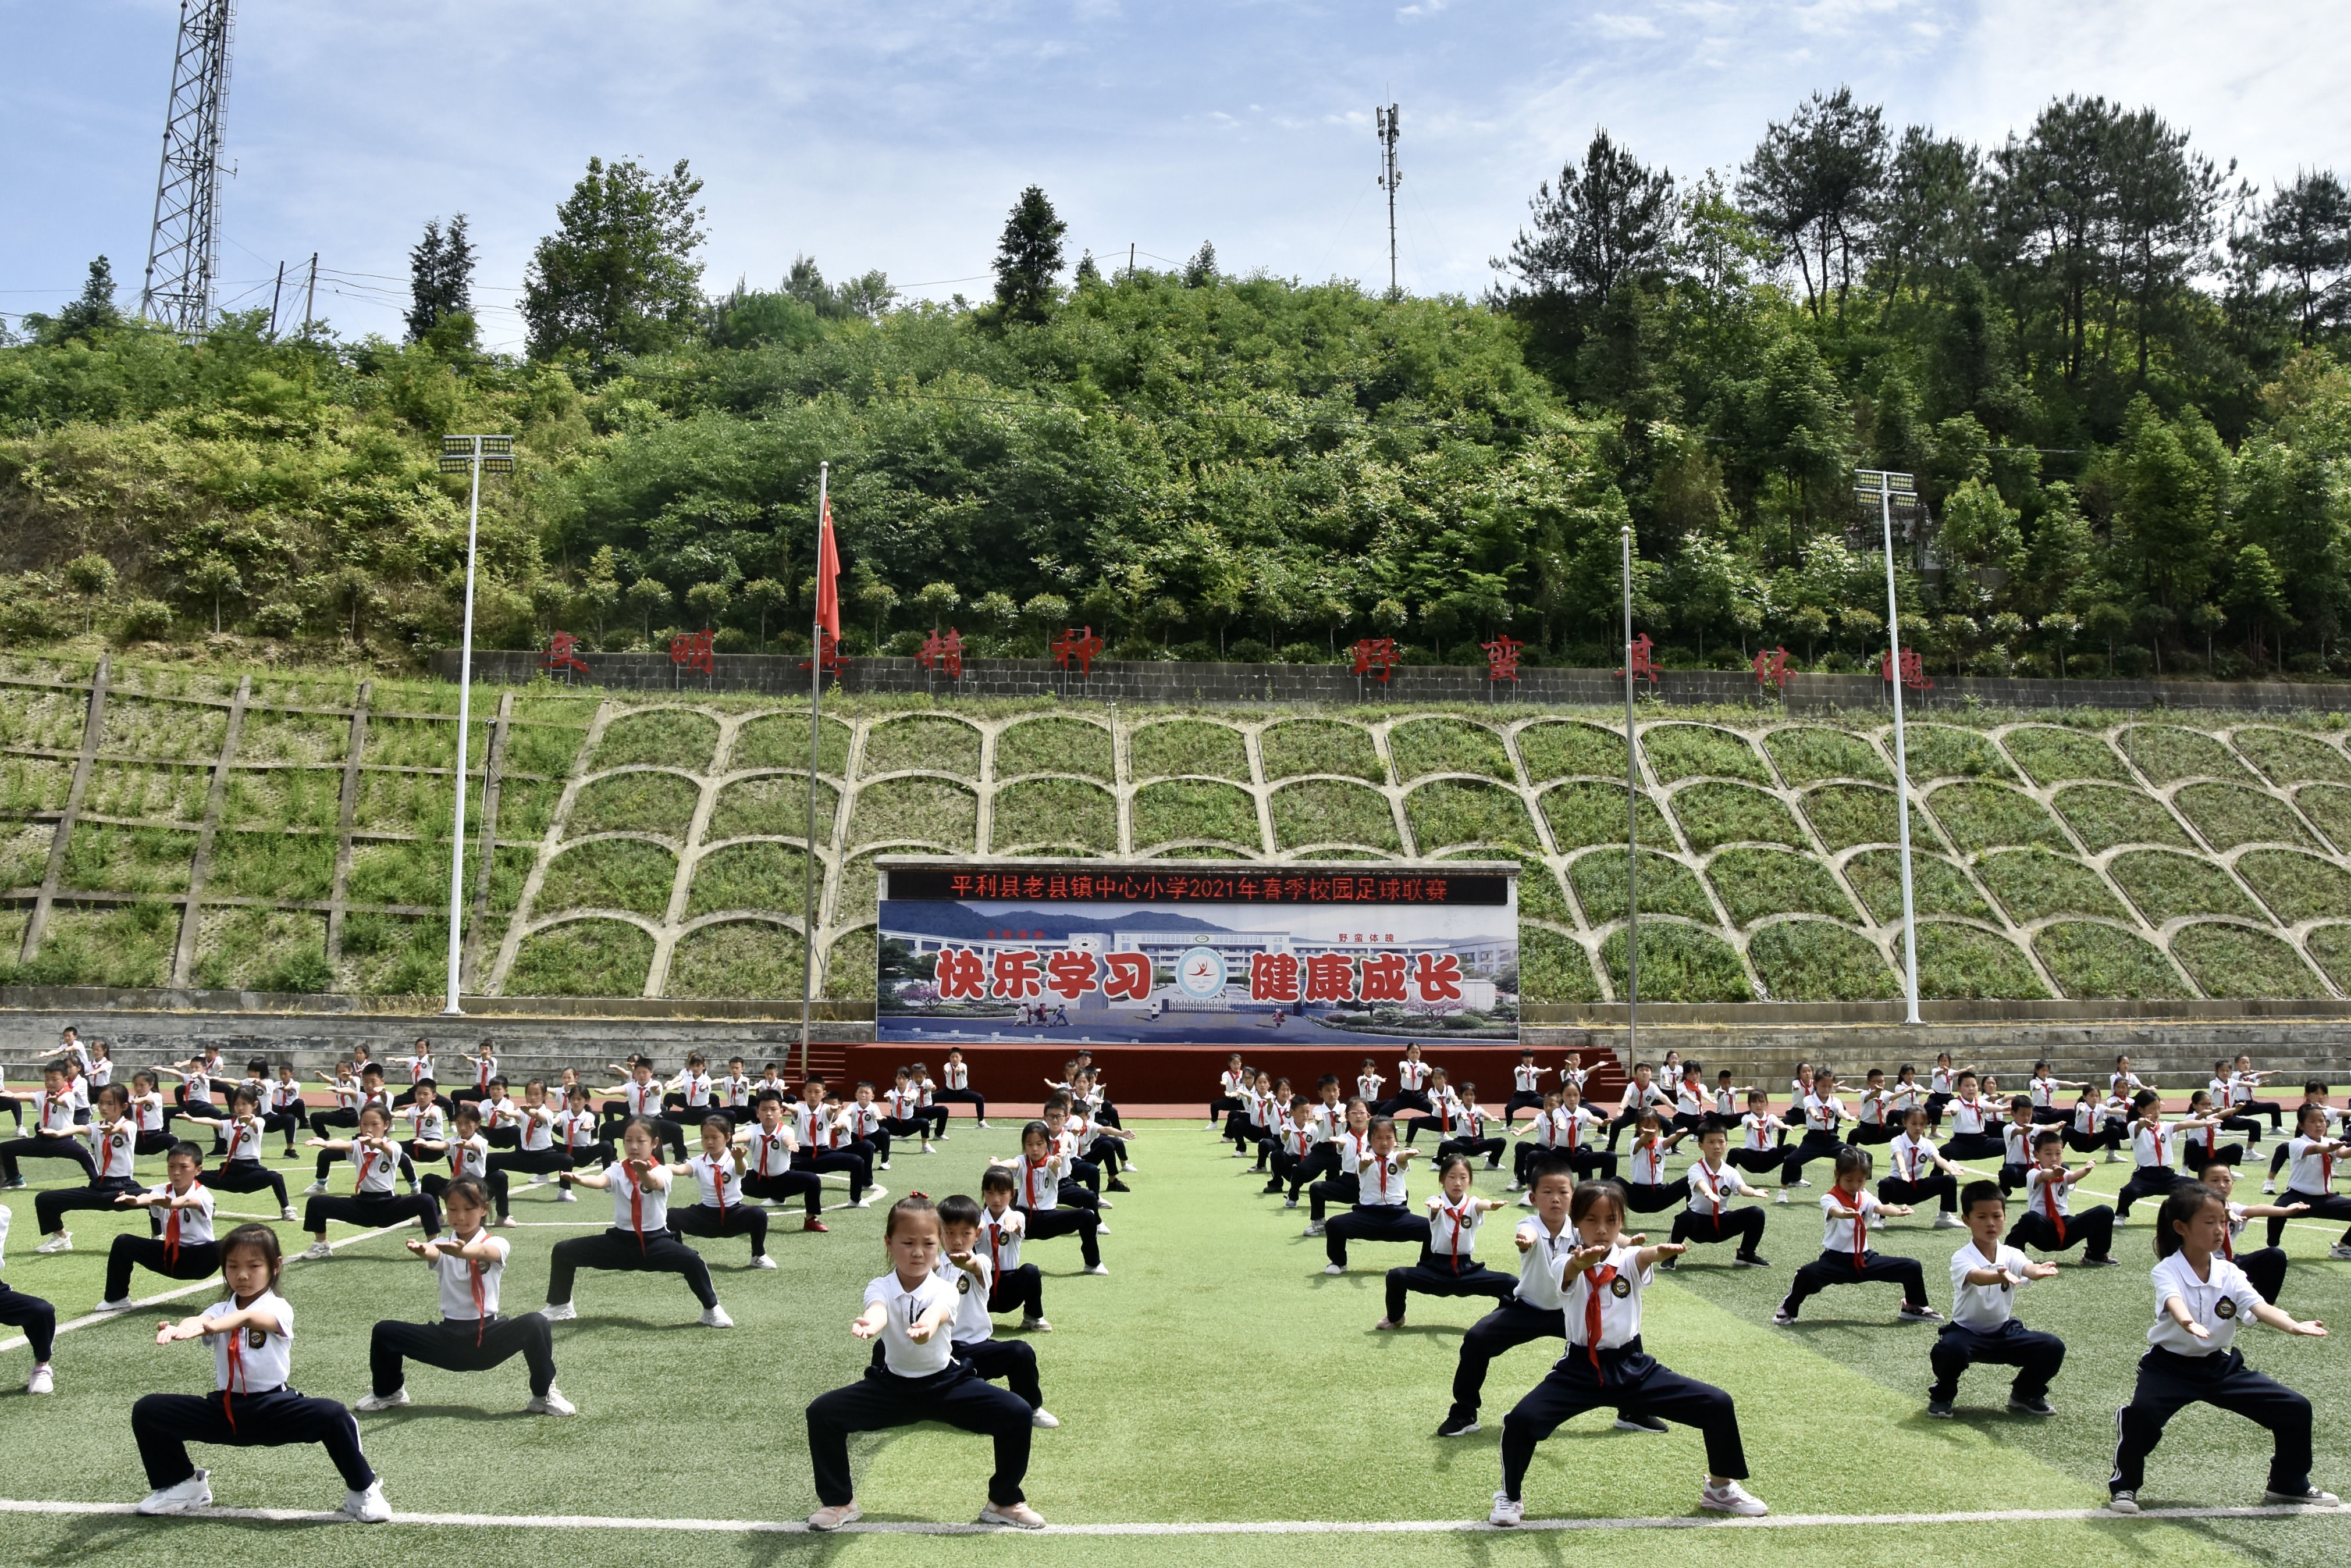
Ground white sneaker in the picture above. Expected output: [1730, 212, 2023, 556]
[1303, 1220, 1325, 1236]
[33, 1233, 70, 1253]
[807, 1502, 862, 1531]
[1505, 1181, 1522, 1192]
[877, 1160, 891, 1171]
[94, 1297, 133, 1313]
[26, 1363, 54, 1395]
[304, 1179, 329, 1195]
[137, 1469, 212, 1515]
[1867, 1214, 1886, 1231]
[1774, 1189, 1789, 1204]
[2329, 1245, 2351, 1261]
[1093, 1221, 1110, 1234]
[1030, 1407, 1060, 1428]
[1489, 1491, 1523, 1527]
[701, 1304, 735, 1328]
[1323, 1263, 1346, 1275]
[2263, 1485, 2341, 1507]
[2263, 1179, 2277, 1193]
[526, 1175, 547, 1187]
[750, 1254, 777, 1269]
[343, 1480, 393, 1523]
[355, 1387, 410, 1412]
[1021, 1316, 1052, 1332]
[2107, 1490, 2139, 1514]
[1086, 1263, 1108, 1275]
[922, 1144, 935, 1155]
[976, 1121, 991, 1129]
[1518, 1192, 1534, 1206]
[493, 1216, 518, 1228]
[300, 1241, 333, 1260]
[1098, 1199, 1114, 1210]
[540, 1301, 578, 1322]
[1932, 1211, 1964, 1229]
[525, 1387, 578, 1416]
[1700, 1478, 1767, 1517]
[977, 1501, 1046, 1529]
[557, 1190, 578, 1203]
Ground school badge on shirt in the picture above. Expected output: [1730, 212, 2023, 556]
[1609, 1276, 1632, 1298]
[957, 1275, 972, 1295]
[2215, 1298, 2238, 1319]
[247, 1327, 268, 1349]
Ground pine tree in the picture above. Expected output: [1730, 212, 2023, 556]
[993, 186, 1066, 323]
[1074, 249, 1102, 287]
[54, 257, 119, 339]
[406, 215, 477, 341]
[1184, 241, 1218, 288]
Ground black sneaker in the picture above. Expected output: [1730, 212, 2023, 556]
[1926, 1397, 1955, 1419]
[1733, 1253, 1769, 1268]
[1108, 1179, 1131, 1193]
[1897, 1303, 1944, 1323]
[1435, 1413, 1481, 1438]
[2263, 1485, 2342, 1507]
[2007, 1394, 2057, 1417]
[1613, 1412, 1669, 1434]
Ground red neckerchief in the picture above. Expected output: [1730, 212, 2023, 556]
[2039, 1168, 2066, 1246]
[1025, 1153, 1051, 1208]
[1440, 1198, 1469, 1273]
[479, 1059, 493, 1091]
[1564, 1112, 1580, 1150]
[1583, 1262, 1619, 1379]
[2222, 1210, 2236, 1260]
[357, 1146, 380, 1190]
[1826, 1185, 1868, 1269]
[619, 1163, 649, 1252]
[1694, 1160, 1724, 1214]
[221, 1317, 244, 1431]
[757, 1130, 785, 1177]
[449, 1232, 490, 1345]
[163, 1183, 200, 1267]
[710, 1156, 730, 1221]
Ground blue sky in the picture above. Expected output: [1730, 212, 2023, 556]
[3, 0, 2345, 351]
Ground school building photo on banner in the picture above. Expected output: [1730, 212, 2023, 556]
[874, 857, 1520, 1046]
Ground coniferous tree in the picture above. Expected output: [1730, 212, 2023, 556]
[53, 257, 120, 340]
[993, 187, 1066, 323]
[406, 215, 476, 341]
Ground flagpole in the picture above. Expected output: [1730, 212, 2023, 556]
[800, 462, 827, 1078]
[1621, 524, 1639, 1065]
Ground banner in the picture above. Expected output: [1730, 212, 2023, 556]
[874, 856, 1518, 1045]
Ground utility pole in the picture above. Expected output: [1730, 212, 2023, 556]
[266, 261, 283, 338]
[141, 0, 236, 338]
[1374, 104, 1402, 295]
[301, 252, 318, 337]
[1129, 242, 1136, 280]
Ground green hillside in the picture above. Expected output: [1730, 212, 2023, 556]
[5, 653, 2351, 1006]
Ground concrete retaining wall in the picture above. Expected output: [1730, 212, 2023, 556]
[434, 650, 2351, 715]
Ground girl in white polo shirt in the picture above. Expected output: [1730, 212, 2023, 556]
[803, 1194, 1043, 1532]
[1375, 1153, 1516, 1329]
[130, 1223, 390, 1522]
[541, 1117, 731, 1327]
[1321, 1116, 1425, 1273]
[666, 1114, 775, 1270]
[2108, 1181, 2335, 1514]
[357, 1176, 571, 1417]
[97, 1142, 220, 1312]
[1487, 1178, 1765, 1526]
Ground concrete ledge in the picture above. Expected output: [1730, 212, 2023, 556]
[1527, 999, 2351, 1027]
[0, 985, 876, 1024]
[433, 650, 2351, 715]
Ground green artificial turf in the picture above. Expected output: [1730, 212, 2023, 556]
[3, 1116, 2351, 1567]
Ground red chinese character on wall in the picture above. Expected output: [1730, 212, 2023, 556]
[1481, 635, 1523, 683]
[1249, 952, 1301, 1003]
[934, 947, 986, 1000]
[1411, 952, 1464, 1002]
[670, 628, 715, 675]
[1351, 637, 1399, 682]
[1881, 647, 1933, 692]
[990, 949, 1043, 1000]
[1302, 952, 1356, 1002]
[1751, 646, 1790, 691]
[543, 630, 591, 676]
[800, 627, 844, 675]
[918, 628, 965, 679]
[1044, 949, 1098, 1001]
[1358, 952, 1409, 1002]
[1617, 633, 1659, 689]
[1052, 626, 1105, 675]
[1101, 952, 1152, 1000]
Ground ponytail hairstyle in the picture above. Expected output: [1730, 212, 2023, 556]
[1833, 1143, 1872, 1179]
[444, 1175, 490, 1212]
[884, 1192, 940, 1241]
[2154, 1181, 2222, 1260]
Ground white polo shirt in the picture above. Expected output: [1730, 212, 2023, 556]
[204, 1289, 293, 1393]
[1948, 1240, 2036, 1329]
[865, 1269, 957, 1377]
[2147, 1252, 2262, 1355]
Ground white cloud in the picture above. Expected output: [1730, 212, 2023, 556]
[1589, 13, 1662, 40]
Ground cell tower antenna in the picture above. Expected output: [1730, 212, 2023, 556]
[141, 0, 236, 338]
[1374, 102, 1402, 295]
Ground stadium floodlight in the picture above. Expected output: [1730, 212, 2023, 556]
[438, 435, 515, 1015]
[1855, 468, 1922, 1025]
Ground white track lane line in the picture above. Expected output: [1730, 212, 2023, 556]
[0, 1223, 410, 1353]
[0, 1499, 2337, 1534]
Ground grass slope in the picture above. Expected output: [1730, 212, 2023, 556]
[2, 1118, 2347, 1566]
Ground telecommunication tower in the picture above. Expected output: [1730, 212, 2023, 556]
[1374, 103, 1402, 294]
[140, 0, 236, 337]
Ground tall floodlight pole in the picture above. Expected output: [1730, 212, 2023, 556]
[1374, 104, 1402, 295]
[1856, 468, 1922, 1024]
[1621, 525, 1639, 1059]
[141, 0, 235, 337]
[437, 435, 514, 1015]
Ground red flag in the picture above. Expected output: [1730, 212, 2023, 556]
[815, 494, 841, 643]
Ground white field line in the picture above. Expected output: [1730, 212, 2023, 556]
[0, 1499, 2339, 1534]
[0, 1223, 408, 1353]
